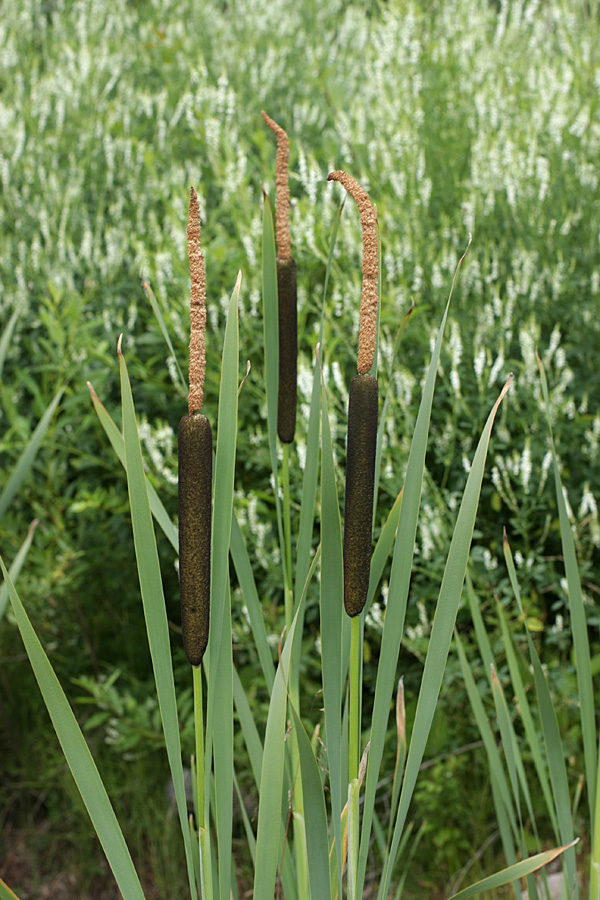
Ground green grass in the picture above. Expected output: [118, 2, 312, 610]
[1, 0, 599, 895]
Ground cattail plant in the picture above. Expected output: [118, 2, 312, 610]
[178, 186, 212, 668]
[261, 110, 297, 445]
[327, 171, 379, 621]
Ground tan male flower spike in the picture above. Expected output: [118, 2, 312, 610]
[328, 171, 379, 618]
[262, 110, 297, 443]
[327, 171, 379, 375]
[178, 186, 213, 667]
[187, 186, 207, 415]
[261, 110, 291, 259]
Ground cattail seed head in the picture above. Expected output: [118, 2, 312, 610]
[178, 413, 212, 666]
[343, 373, 378, 617]
[276, 256, 297, 443]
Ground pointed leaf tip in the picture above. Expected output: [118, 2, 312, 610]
[117, 334, 123, 357]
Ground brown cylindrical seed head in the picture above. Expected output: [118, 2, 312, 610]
[188, 186, 207, 415]
[343, 374, 378, 617]
[178, 413, 213, 666]
[276, 256, 297, 443]
[327, 171, 379, 375]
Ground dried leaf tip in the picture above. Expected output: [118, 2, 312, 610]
[187, 186, 207, 415]
[261, 111, 291, 259]
[327, 171, 379, 374]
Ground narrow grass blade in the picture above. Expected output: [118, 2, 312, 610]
[230, 512, 275, 693]
[491, 663, 542, 854]
[446, 840, 578, 900]
[320, 360, 345, 896]
[295, 203, 343, 606]
[233, 664, 298, 900]
[0, 878, 22, 900]
[504, 535, 578, 895]
[0, 519, 38, 620]
[141, 276, 186, 393]
[465, 571, 494, 676]
[357, 245, 470, 895]
[389, 677, 407, 837]
[491, 666, 525, 832]
[233, 664, 264, 788]
[0, 384, 64, 519]
[212, 577, 234, 900]
[364, 486, 403, 618]
[0, 305, 21, 378]
[373, 302, 414, 522]
[381, 375, 512, 898]
[289, 701, 333, 900]
[591, 743, 600, 900]
[87, 382, 178, 553]
[455, 632, 519, 851]
[538, 354, 596, 817]
[201, 275, 240, 900]
[496, 601, 558, 838]
[118, 341, 197, 898]
[1, 559, 146, 900]
[234, 770, 257, 864]
[253, 607, 302, 900]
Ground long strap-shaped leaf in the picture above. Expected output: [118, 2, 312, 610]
[538, 354, 597, 818]
[0, 519, 37, 620]
[0, 384, 64, 519]
[446, 839, 578, 900]
[0, 876, 22, 900]
[118, 340, 197, 898]
[203, 274, 240, 900]
[495, 600, 559, 838]
[357, 248, 468, 895]
[87, 382, 178, 552]
[504, 535, 578, 897]
[380, 374, 512, 898]
[253, 604, 303, 900]
[0, 559, 146, 900]
[320, 355, 346, 898]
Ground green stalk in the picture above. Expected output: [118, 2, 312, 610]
[194, 665, 205, 830]
[591, 742, 600, 900]
[349, 615, 361, 782]
[194, 665, 214, 900]
[347, 778, 360, 900]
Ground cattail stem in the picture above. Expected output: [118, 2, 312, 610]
[193, 664, 205, 828]
[282, 442, 294, 629]
[349, 615, 362, 782]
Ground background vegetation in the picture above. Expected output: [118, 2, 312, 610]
[1, 0, 599, 896]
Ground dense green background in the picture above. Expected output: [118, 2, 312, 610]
[1, 0, 599, 896]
